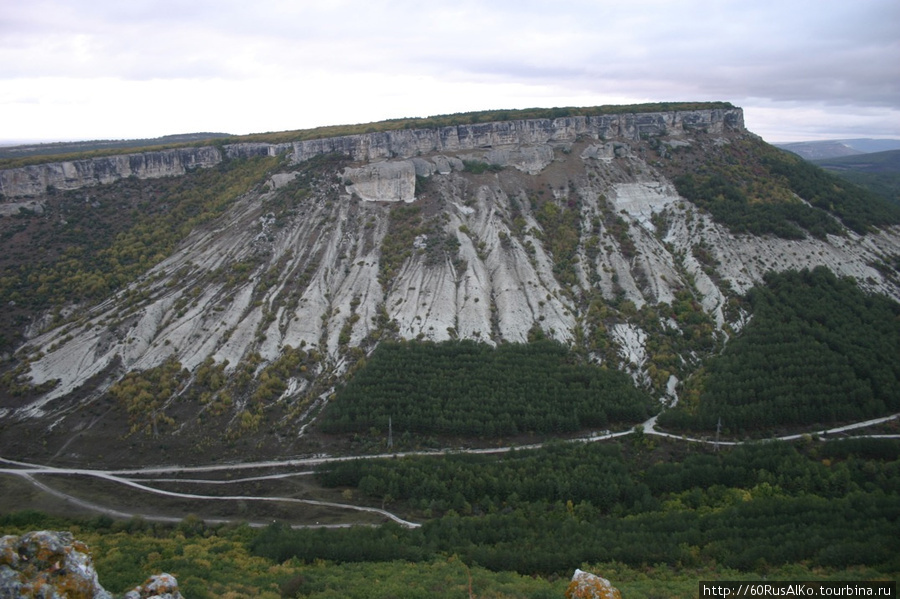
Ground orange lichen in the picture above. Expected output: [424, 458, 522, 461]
[565, 569, 622, 599]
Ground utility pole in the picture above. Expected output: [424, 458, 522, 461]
[715, 417, 721, 452]
[388, 416, 393, 449]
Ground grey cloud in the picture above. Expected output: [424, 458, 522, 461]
[2, 0, 898, 141]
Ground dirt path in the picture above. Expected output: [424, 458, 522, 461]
[2, 412, 897, 529]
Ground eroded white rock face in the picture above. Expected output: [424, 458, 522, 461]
[9, 111, 900, 426]
[611, 182, 678, 232]
[343, 160, 417, 202]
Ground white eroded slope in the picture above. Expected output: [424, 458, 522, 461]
[14, 132, 900, 423]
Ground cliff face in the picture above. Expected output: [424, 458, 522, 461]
[282, 108, 744, 164]
[2, 106, 899, 463]
[0, 108, 742, 199]
[0, 147, 223, 198]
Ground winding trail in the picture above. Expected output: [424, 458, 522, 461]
[2, 412, 898, 529]
[0, 460, 420, 529]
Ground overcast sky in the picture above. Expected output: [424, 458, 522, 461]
[1, 0, 898, 144]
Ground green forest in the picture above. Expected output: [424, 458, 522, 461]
[3, 436, 897, 598]
[279, 436, 900, 578]
[319, 339, 657, 440]
[813, 150, 900, 208]
[659, 267, 900, 434]
[670, 136, 900, 238]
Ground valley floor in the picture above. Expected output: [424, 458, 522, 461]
[2, 412, 898, 530]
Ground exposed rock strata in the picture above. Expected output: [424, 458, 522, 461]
[284, 108, 743, 164]
[1, 108, 742, 198]
[0, 147, 222, 198]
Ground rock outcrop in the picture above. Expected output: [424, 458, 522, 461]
[0, 531, 182, 599]
[566, 569, 622, 599]
[0, 530, 111, 599]
[343, 160, 417, 202]
[124, 573, 184, 599]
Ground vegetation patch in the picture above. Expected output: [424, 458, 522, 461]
[533, 199, 581, 289]
[462, 160, 504, 175]
[378, 204, 459, 287]
[2, 435, 897, 595]
[109, 356, 188, 436]
[814, 150, 900, 208]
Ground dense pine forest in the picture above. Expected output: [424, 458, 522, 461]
[660, 267, 900, 434]
[3, 436, 898, 598]
[319, 339, 657, 440]
[276, 437, 900, 577]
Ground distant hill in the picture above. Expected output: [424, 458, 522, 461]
[814, 149, 900, 207]
[776, 138, 900, 161]
[814, 148, 900, 174]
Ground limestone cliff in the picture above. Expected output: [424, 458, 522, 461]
[0, 107, 742, 199]
[0, 147, 223, 198]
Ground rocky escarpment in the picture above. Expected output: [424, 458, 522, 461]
[1, 108, 743, 200]
[0, 147, 223, 198]
[2, 105, 899, 463]
[0, 530, 183, 599]
[232, 107, 745, 165]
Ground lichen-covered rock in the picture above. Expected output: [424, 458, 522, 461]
[123, 573, 184, 599]
[0, 530, 112, 599]
[566, 568, 622, 599]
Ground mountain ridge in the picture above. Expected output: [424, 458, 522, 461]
[1, 104, 899, 465]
